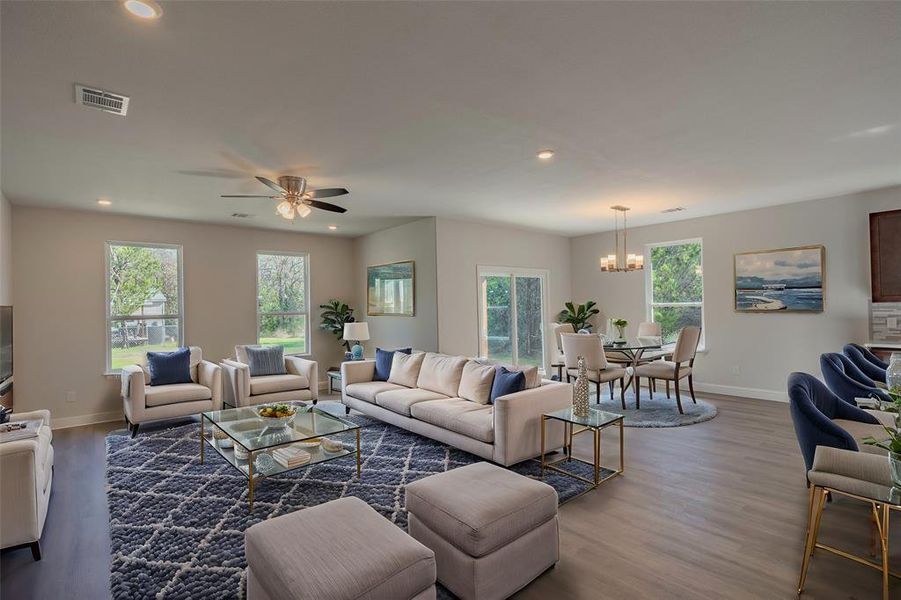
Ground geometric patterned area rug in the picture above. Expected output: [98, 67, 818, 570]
[106, 411, 593, 599]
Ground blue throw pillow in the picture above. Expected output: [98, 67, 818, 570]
[146, 347, 192, 386]
[374, 347, 412, 381]
[245, 345, 287, 377]
[489, 366, 526, 404]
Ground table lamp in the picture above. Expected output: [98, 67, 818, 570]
[343, 322, 370, 360]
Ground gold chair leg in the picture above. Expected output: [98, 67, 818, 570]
[799, 486, 826, 594]
[882, 503, 890, 600]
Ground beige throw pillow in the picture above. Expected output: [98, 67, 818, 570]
[416, 353, 468, 397]
[458, 361, 496, 404]
[388, 352, 425, 388]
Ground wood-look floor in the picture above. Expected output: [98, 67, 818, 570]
[0, 394, 894, 599]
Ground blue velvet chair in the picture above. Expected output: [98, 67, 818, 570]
[843, 344, 887, 385]
[788, 372, 880, 472]
[820, 352, 891, 406]
[847, 342, 889, 370]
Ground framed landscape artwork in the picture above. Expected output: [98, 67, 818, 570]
[368, 261, 415, 316]
[734, 245, 825, 313]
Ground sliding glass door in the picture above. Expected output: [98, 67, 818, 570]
[478, 267, 548, 370]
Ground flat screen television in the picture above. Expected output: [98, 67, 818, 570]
[0, 306, 11, 385]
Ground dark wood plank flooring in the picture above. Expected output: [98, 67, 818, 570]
[0, 395, 892, 599]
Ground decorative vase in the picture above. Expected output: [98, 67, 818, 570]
[615, 325, 625, 341]
[890, 452, 901, 491]
[888, 352, 901, 391]
[573, 356, 590, 417]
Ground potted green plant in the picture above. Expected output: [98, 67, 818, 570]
[611, 318, 628, 341]
[557, 301, 600, 332]
[863, 386, 901, 489]
[319, 300, 355, 351]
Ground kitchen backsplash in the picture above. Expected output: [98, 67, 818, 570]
[871, 302, 901, 343]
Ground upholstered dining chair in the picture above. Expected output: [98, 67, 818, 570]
[551, 322, 576, 365]
[820, 353, 891, 407]
[561, 333, 627, 408]
[633, 325, 701, 413]
[637, 322, 661, 337]
[848, 342, 889, 370]
[843, 344, 888, 387]
[635, 321, 667, 394]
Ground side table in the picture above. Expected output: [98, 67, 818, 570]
[540, 406, 624, 488]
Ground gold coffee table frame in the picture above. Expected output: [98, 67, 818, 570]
[540, 408, 624, 488]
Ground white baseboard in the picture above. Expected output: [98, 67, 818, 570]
[52, 410, 124, 430]
[692, 382, 788, 403]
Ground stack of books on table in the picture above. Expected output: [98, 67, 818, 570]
[272, 446, 312, 468]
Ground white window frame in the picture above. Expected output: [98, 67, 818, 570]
[477, 265, 549, 373]
[104, 241, 184, 375]
[256, 251, 312, 357]
[644, 238, 706, 351]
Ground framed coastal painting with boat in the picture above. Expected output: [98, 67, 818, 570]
[734, 245, 825, 313]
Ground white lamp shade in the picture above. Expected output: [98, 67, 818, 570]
[343, 322, 370, 341]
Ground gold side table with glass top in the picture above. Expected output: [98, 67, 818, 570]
[540, 406, 624, 488]
[200, 403, 361, 511]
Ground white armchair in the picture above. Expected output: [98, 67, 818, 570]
[0, 409, 53, 560]
[121, 346, 222, 437]
[221, 345, 318, 408]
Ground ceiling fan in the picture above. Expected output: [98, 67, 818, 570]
[222, 176, 349, 220]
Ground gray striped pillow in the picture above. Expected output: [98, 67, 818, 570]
[245, 345, 287, 377]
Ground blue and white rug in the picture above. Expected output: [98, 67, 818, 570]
[106, 412, 592, 599]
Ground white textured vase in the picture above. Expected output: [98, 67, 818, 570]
[573, 356, 590, 417]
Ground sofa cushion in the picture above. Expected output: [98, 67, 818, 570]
[458, 361, 496, 405]
[376, 388, 449, 417]
[388, 352, 425, 388]
[345, 381, 406, 404]
[146, 347, 192, 386]
[490, 367, 526, 404]
[417, 353, 468, 397]
[145, 383, 212, 407]
[405, 462, 558, 557]
[410, 399, 495, 443]
[245, 345, 288, 377]
[374, 347, 412, 382]
[246, 496, 436, 600]
[250, 374, 309, 396]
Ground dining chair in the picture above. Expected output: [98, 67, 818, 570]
[635, 321, 667, 394]
[843, 344, 888, 387]
[637, 322, 661, 337]
[819, 353, 891, 407]
[561, 333, 627, 408]
[633, 326, 701, 413]
[551, 322, 575, 364]
[848, 342, 889, 370]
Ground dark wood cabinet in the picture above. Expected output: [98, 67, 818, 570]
[870, 209, 901, 302]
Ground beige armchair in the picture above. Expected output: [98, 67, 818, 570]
[221, 345, 318, 408]
[561, 333, 627, 408]
[634, 326, 701, 413]
[121, 346, 222, 436]
[1, 410, 53, 560]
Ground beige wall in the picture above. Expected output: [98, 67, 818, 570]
[0, 193, 11, 306]
[435, 217, 573, 371]
[12, 206, 354, 426]
[352, 218, 438, 352]
[571, 185, 901, 401]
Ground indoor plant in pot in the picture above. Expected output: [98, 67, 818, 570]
[863, 386, 901, 489]
[611, 318, 628, 341]
[557, 301, 600, 332]
[319, 300, 356, 352]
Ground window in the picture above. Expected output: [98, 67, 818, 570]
[257, 252, 310, 355]
[478, 267, 548, 370]
[106, 242, 183, 373]
[646, 239, 704, 346]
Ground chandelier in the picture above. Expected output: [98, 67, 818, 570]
[600, 205, 644, 272]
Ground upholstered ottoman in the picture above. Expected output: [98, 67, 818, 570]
[245, 497, 437, 600]
[405, 462, 559, 600]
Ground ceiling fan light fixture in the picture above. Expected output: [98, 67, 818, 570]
[295, 204, 312, 218]
[537, 149, 555, 160]
[122, 0, 162, 20]
[276, 200, 295, 220]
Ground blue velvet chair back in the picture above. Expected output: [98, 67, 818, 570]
[848, 342, 889, 370]
[820, 352, 890, 405]
[843, 344, 888, 383]
[788, 372, 877, 471]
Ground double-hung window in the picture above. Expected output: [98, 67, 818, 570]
[106, 242, 183, 373]
[477, 266, 548, 370]
[645, 239, 705, 347]
[257, 252, 310, 355]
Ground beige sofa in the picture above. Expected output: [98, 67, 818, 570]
[221, 345, 319, 408]
[341, 352, 570, 466]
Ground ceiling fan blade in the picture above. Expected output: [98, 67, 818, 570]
[220, 194, 276, 198]
[309, 188, 349, 199]
[307, 200, 347, 213]
[256, 176, 288, 194]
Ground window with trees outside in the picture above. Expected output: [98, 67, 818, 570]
[257, 252, 310, 355]
[477, 267, 547, 370]
[646, 239, 704, 347]
[106, 242, 182, 373]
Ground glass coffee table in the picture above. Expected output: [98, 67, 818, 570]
[200, 403, 361, 511]
[540, 406, 624, 488]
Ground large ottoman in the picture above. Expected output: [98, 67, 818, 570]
[245, 496, 437, 600]
[405, 462, 559, 600]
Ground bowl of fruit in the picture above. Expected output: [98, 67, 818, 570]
[256, 403, 298, 428]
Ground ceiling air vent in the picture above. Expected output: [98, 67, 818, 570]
[231, 213, 254, 219]
[75, 84, 130, 116]
[661, 207, 686, 213]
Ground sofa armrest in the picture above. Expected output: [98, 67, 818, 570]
[492, 381, 572, 466]
[10, 410, 51, 431]
[198, 360, 223, 410]
[285, 356, 319, 400]
[341, 360, 376, 387]
[221, 359, 250, 407]
[121, 365, 146, 423]
[0, 431, 47, 546]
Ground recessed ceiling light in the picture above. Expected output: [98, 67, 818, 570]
[328, 225, 338, 231]
[97, 198, 112, 206]
[122, 0, 162, 20]
[536, 149, 555, 160]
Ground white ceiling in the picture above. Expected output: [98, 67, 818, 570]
[2, 1, 900, 237]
